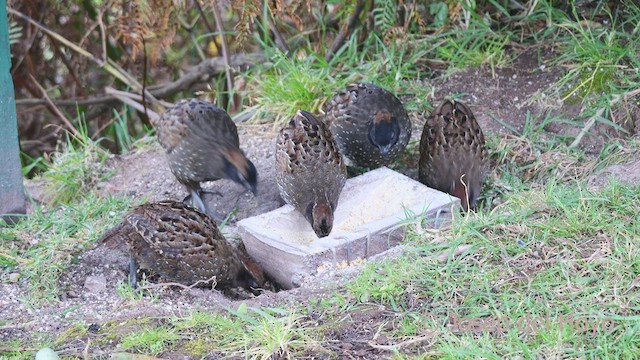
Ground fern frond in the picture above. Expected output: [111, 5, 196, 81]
[373, 0, 397, 34]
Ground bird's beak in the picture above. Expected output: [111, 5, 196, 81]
[378, 144, 392, 156]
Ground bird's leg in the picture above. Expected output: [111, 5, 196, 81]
[433, 208, 446, 228]
[129, 255, 138, 289]
[190, 188, 208, 214]
[184, 188, 227, 222]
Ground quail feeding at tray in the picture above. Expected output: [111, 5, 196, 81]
[154, 99, 258, 216]
[418, 99, 489, 211]
[325, 82, 412, 168]
[275, 110, 347, 238]
[101, 200, 267, 295]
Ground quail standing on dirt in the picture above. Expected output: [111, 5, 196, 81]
[100, 200, 266, 295]
[418, 100, 489, 211]
[324, 83, 411, 168]
[275, 110, 347, 238]
[154, 99, 258, 215]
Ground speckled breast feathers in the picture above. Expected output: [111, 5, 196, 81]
[418, 100, 488, 210]
[275, 110, 347, 237]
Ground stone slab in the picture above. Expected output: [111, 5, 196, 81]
[237, 167, 459, 289]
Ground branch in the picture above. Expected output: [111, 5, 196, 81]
[15, 54, 263, 108]
[9, 7, 157, 102]
[136, 275, 219, 291]
[324, 0, 366, 61]
[266, 12, 290, 55]
[368, 333, 437, 351]
[105, 87, 161, 123]
[211, 0, 236, 110]
[28, 74, 80, 137]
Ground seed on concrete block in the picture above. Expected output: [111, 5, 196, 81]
[238, 167, 459, 289]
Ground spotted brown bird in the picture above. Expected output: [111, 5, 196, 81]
[324, 83, 411, 168]
[418, 100, 489, 211]
[155, 99, 257, 214]
[101, 200, 266, 295]
[275, 110, 347, 238]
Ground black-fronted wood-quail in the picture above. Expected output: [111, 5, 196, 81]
[324, 83, 411, 168]
[275, 110, 347, 238]
[101, 200, 266, 294]
[155, 99, 257, 214]
[418, 100, 489, 211]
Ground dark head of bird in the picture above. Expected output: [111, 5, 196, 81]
[235, 257, 266, 295]
[368, 110, 400, 156]
[224, 148, 258, 195]
[305, 200, 334, 238]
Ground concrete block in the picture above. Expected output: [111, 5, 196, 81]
[237, 167, 458, 289]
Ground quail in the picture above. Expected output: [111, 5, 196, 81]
[275, 110, 347, 238]
[324, 82, 412, 168]
[155, 99, 258, 214]
[100, 200, 266, 295]
[418, 100, 489, 211]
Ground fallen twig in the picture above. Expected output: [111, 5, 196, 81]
[0, 347, 39, 352]
[28, 74, 80, 137]
[569, 92, 630, 149]
[436, 244, 473, 263]
[368, 331, 438, 351]
[569, 106, 606, 149]
[325, 0, 366, 61]
[15, 54, 263, 107]
[266, 12, 290, 55]
[105, 87, 161, 123]
[136, 275, 218, 291]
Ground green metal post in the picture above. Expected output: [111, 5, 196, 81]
[0, 0, 26, 224]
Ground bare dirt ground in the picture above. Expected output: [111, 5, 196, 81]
[2, 47, 640, 358]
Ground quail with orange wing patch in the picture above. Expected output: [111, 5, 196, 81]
[418, 100, 489, 211]
[155, 99, 257, 215]
[325, 83, 411, 168]
[101, 200, 266, 295]
[275, 110, 347, 238]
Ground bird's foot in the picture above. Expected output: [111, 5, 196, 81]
[128, 256, 138, 290]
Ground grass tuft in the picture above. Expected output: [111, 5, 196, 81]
[0, 193, 133, 304]
[40, 125, 112, 205]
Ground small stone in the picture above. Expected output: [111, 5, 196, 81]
[87, 323, 101, 333]
[83, 275, 107, 293]
[375, 335, 389, 344]
[35, 348, 60, 360]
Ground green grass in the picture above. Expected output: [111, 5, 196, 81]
[101, 305, 325, 358]
[248, 32, 433, 126]
[120, 325, 183, 355]
[248, 50, 338, 125]
[39, 124, 113, 205]
[338, 178, 640, 358]
[0, 193, 133, 304]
